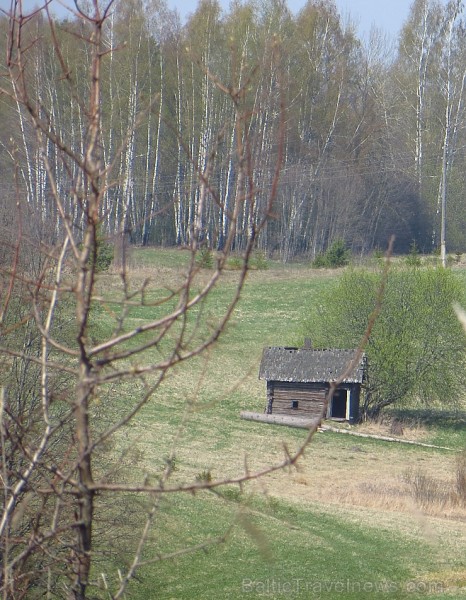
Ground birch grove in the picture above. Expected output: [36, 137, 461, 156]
[2, 0, 466, 258]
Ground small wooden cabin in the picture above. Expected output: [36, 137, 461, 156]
[258, 346, 366, 423]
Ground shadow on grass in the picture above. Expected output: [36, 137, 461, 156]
[391, 408, 466, 429]
[389, 408, 466, 448]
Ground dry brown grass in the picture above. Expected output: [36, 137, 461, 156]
[262, 436, 466, 519]
[350, 416, 430, 442]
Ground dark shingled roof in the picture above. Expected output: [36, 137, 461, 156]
[259, 347, 366, 384]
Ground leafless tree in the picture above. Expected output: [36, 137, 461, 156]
[0, 2, 342, 598]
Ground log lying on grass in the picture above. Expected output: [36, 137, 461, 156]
[240, 411, 320, 429]
[240, 411, 453, 450]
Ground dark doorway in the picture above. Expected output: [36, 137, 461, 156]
[330, 389, 348, 419]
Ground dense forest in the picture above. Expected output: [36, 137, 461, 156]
[2, 0, 466, 259]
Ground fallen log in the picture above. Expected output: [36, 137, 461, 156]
[240, 411, 453, 451]
[240, 411, 320, 429]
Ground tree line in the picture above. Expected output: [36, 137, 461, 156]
[1, 0, 466, 260]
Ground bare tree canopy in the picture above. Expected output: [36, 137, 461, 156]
[1, 0, 466, 260]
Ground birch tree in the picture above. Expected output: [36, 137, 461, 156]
[394, 0, 444, 244]
[435, 0, 466, 264]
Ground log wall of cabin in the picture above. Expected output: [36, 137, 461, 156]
[266, 381, 273, 413]
[270, 381, 327, 419]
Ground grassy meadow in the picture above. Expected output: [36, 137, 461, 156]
[90, 248, 466, 598]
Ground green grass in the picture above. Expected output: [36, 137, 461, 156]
[95, 486, 460, 599]
[88, 248, 466, 599]
[129, 246, 194, 270]
[127, 494, 444, 600]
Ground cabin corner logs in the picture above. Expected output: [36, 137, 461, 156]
[258, 345, 367, 423]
